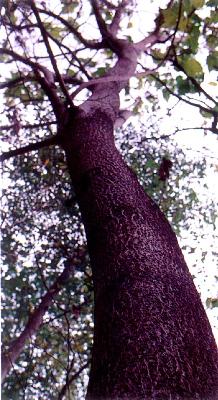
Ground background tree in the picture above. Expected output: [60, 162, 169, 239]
[1, 0, 218, 399]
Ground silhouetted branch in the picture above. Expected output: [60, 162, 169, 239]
[152, 74, 218, 117]
[0, 135, 59, 162]
[58, 361, 90, 400]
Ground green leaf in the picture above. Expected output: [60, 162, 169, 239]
[186, 25, 200, 53]
[163, 88, 170, 101]
[207, 51, 218, 71]
[178, 17, 188, 31]
[61, 1, 78, 13]
[200, 109, 213, 118]
[206, 297, 218, 308]
[162, 5, 188, 30]
[191, 0, 205, 8]
[0, 53, 9, 63]
[209, 9, 218, 22]
[208, 81, 217, 86]
[105, 10, 113, 21]
[152, 49, 166, 60]
[51, 26, 63, 39]
[181, 57, 203, 77]
[94, 67, 106, 77]
[145, 159, 158, 170]
[206, 0, 218, 5]
[162, 8, 178, 27]
[206, 34, 218, 49]
[176, 76, 198, 94]
[67, 69, 76, 76]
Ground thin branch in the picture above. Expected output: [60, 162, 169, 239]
[173, 126, 215, 134]
[150, 0, 183, 71]
[109, 0, 129, 36]
[134, 7, 165, 51]
[29, 0, 74, 108]
[70, 70, 155, 99]
[0, 76, 31, 90]
[114, 97, 142, 129]
[0, 121, 56, 131]
[38, 8, 103, 49]
[152, 74, 218, 118]
[0, 74, 82, 91]
[90, 0, 109, 38]
[45, 29, 91, 81]
[173, 58, 217, 106]
[58, 361, 90, 400]
[0, 135, 59, 162]
[1, 258, 76, 381]
[0, 48, 44, 72]
[34, 69, 66, 122]
[0, 48, 64, 117]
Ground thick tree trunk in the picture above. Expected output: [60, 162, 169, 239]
[63, 108, 218, 400]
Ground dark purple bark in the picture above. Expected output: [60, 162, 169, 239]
[63, 109, 218, 400]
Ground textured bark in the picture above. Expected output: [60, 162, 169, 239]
[63, 108, 218, 400]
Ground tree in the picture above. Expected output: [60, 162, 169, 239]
[1, 1, 218, 399]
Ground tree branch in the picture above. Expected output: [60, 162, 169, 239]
[58, 361, 90, 400]
[1, 256, 78, 381]
[34, 69, 67, 123]
[0, 49, 75, 121]
[91, 0, 109, 38]
[0, 135, 59, 162]
[29, 0, 74, 108]
[0, 75, 31, 90]
[0, 48, 45, 73]
[0, 74, 82, 91]
[0, 121, 56, 131]
[134, 7, 164, 51]
[70, 70, 154, 99]
[114, 97, 142, 129]
[109, 0, 129, 36]
[173, 58, 217, 106]
[38, 8, 103, 49]
[45, 29, 91, 81]
[152, 74, 218, 125]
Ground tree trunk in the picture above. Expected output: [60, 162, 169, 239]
[63, 108, 218, 400]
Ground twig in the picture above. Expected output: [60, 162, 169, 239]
[38, 8, 103, 50]
[152, 74, 218, 118]
[58, 361, 90, 400]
